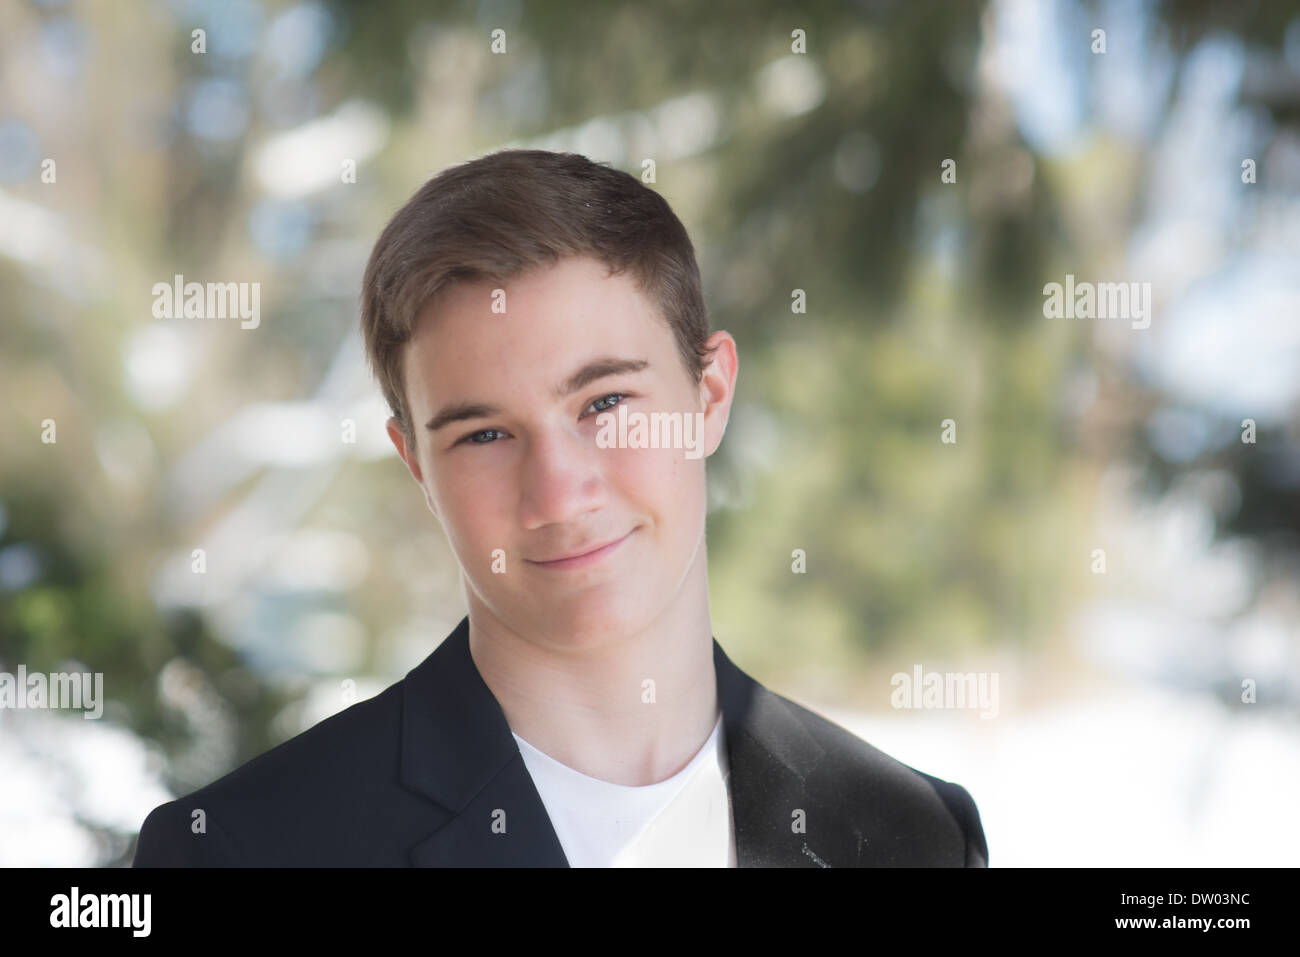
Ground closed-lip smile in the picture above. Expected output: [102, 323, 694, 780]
[526, 529, 636, 569]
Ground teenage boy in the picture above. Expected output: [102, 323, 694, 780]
[134, 149, 988, 867]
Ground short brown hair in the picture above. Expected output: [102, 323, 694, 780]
[360, 149, 718, 451]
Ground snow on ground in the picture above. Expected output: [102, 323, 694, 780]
[818, 680, 1300, 866]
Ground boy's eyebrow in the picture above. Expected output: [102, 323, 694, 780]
[425, 356, 650, 432]
[554, 356, 649, 399]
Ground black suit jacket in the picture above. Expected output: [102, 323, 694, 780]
[133, 616, 988, 867]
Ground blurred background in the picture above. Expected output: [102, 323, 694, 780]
[1, 0, 1298, 867]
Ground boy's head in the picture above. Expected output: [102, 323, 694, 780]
[362, 149, 716, 454]
[360, 150, 737, 647]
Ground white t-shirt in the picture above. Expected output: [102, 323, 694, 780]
[511, 712, 737, 867]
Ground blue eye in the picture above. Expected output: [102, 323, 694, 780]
[587, 393, 627, 414]
[461, 429, 506, 446]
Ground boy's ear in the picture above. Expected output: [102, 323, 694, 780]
[387, 416, 440, 519]
[386, 416, 422, 481]
[697, 331, 739, 458]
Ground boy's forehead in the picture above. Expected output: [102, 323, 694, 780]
[433, 255, 628, 315]
[413, 259, 658, 350]
[403, 257, 669, 395]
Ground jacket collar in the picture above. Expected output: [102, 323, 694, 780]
[402, 616, 847, 867]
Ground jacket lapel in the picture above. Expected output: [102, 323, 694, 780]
[403, 617, 569, 866]
[714, 638, 860, 867]
[403, 616, 852, 867]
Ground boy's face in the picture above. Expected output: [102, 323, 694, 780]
[387, 254, 737, 650]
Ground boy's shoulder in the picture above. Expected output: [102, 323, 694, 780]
[133, 679, 420, 865]
[745, 684, 988, 866]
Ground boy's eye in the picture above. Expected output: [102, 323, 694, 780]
[459, 428, 506, 446]
[586, 393, 627, 415]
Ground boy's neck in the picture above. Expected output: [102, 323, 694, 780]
[465, 569, 718, 786]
